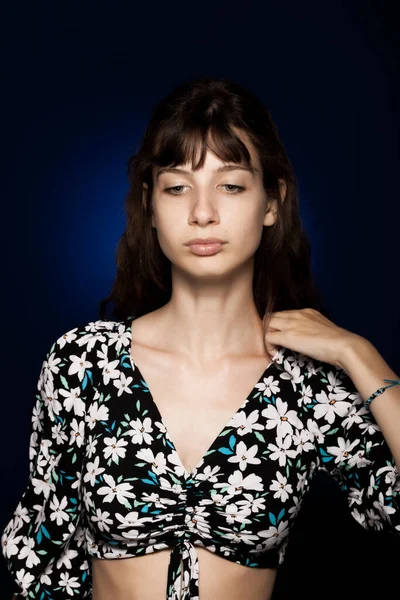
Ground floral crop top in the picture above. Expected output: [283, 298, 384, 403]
[2, 316, 400, 599]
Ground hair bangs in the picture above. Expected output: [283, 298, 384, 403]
[151, 120, 253, 175]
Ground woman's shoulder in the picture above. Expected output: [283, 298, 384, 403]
[51, 317, 128, 348]
[42, 318, 131, 372]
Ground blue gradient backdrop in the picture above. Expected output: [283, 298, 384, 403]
[1, 2, 399, 598]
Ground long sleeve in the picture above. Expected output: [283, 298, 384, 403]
[302, 356, 400, 536]
[1, 335, 93, 598]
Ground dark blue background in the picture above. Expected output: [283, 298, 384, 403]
[1, 1, 399, 598]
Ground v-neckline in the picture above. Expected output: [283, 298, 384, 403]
[121, 315, 285, 480]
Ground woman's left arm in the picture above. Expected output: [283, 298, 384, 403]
[263, 308, 400, 536]
[337, 336, 400, 474]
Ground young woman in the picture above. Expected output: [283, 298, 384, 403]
[2, 77, 399, 600]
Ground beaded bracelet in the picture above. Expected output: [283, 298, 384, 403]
[364, 378, 400, 410]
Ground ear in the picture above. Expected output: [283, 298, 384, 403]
[263, 178, 286, 227]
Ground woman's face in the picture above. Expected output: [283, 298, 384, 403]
[147, 129, 285, 282]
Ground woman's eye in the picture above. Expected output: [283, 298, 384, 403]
[222, 184, 244, 193]
[164, 184, 244, 195]
[164, 185, 187, 194]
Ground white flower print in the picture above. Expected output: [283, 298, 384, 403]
[96, 474, 135, 504]
[1, 529, 23, 559]
[58, 571, 80, 595]
[91, 508, 113, 532]
[86, 401, 110, 430]
[326, 369, 360, 401]
[268, 434, 297, 467]
[373, 492, 396, 521]
[254, 374, 280, 397]
[228, 409, 264, 435]
[313, 388, 352, 425]
[293, 429, 314, 454]
[70, 418, 85, 447]
[96, 343, 121, 379]
[366, 508, 383, 530]
[214, 469, 263, 495]
[306, 418, 330, 444]
[62, 521, 81, 544]
[56, 327, 78, 349]
[49, 495, 70, 526]
[140, 490, 177, 508]
[103, 436, 128, 462]
[15, 567, 35, 593]
[235, 493, 266, 513]
[46, 352, 62, 376]
[367, 473, 377, 498]
[262, 398, 303, 438]
[115, 510, 151, 530]
[113, 371, 134, 397]
[100, 358, 122, 385]
[281, 358, 304, 386]
[31, 474, 54, 499]
[346, 448, 371, 469]
[222, 502, 252, 525]
[359, 420, 380, 436]
[108, 324, 131, 354]
[14, 504, 31, 530]
[203, 492, 228, 508]
[67, 351, 93, 382]
[126, 417, 154, 444]
[17, 537, 41, 569]
[40, 377, 63, 420]
[59, 386, 85, 417]
[297, 383, 314, 408]
[168, 450, 188, 478]
[83, 490, 94, 512]
[377, 464, 399, 490]
[56, 548, 79, 571]
[51, 422, 69, 446]
[256, 520, 289, 550]
[218, 527, 260, 545]
[84, 455, 106, 486]
[195, 464, 221, 483]
[74, 326, 106, 352]
[102, 546, 131, 558]
[35, 436, 52, 462]
[228, 441, 261, 471]
[341, 403, 365, 430]
[31, 402, 44, 433]
[33, 503, 46, 529]
[288, 496, 301, 518]
[39, 561, 54, 587]
[270, 472, 293, 502]
[185, 507, 212, 536]
[135, 447, 168, 474]
[348, 486, 364, 506]
[296, 470, 308, 493]
[326, 437, 360, 465]
[86, 435, 98, 459]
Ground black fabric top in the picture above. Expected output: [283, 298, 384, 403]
[2, 316, 399, 599]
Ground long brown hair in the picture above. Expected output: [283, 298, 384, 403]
[99, 76, 331, 327]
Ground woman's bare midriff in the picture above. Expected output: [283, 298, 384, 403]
[91, 547, 278, 600]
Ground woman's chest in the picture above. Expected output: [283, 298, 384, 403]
[81, 342, 318, 560]
[129, 350, 275, 474]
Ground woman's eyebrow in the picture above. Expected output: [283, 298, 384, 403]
[155, 164, 258, 180]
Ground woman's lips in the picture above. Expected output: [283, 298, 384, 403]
[187, 242, 224, 256]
